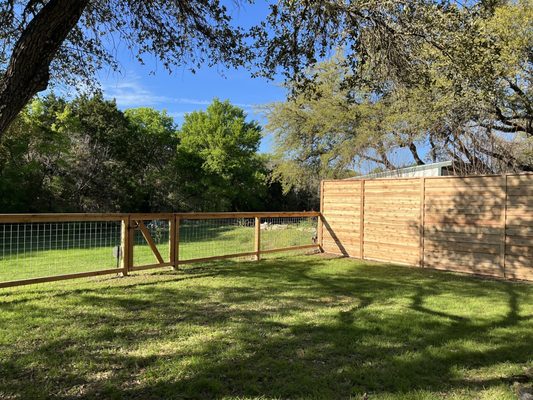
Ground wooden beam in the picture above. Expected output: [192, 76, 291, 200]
[174, 211, 320, 220]
[177, 252, 258, 265]
[259, 244, 320, 254]
[318, 180, 324, 252]
[129, 262, 174, 272]
[175, 216, 181, 269]
[500, 174, 508, 278]
[0, 268, 122, 289]
[121, 217, 131, 276]
[136, 220, 165, 264]
[419, 177, 425, 268]
[254, 216, 261, 261]
[169, 215, 177, 270]
[360, 179, 365, 260]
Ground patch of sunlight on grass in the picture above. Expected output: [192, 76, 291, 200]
[0, 255, 531, 399]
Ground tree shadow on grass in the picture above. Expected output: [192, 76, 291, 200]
[0, 256, 532, 399]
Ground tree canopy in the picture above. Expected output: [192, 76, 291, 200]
[266, 0, 532, 191]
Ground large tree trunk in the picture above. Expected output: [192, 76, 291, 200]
[0, 0, 89, 137]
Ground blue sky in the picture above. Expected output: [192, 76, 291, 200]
[97, 1, 283, 153]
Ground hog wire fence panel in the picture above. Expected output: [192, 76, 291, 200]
[260, 216, 319, 255]
[179, 217, 256, 261]
[0, 220, 122, 283]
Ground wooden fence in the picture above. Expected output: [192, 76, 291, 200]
[0, 212, 320, 288]
[320, 174, 533, 282]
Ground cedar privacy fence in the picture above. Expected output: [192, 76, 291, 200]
[0, 212, 319, 288]
[319, 174, 533, 282]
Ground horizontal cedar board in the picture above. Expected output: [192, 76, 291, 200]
[426, 199, 502, 208]
[364, 251, 419, 262]
[506, 174, 533, 186]
[364, 235, 420, 247]
[424, 210, 502, 218]
[424, 261, 504, 277]
[424, 187, 504, 195]
[506, 236, 533, 247]
[425, 205, 500, 213]
[506, 245, 533, 257]
[323, 225, 359, 232]
[505, 267, 533, 281]
[363, 256, 418, 266]
[323, 211, 359, 216]
[364, 193, 419, 199]
[424, 178, 505, 188]
[323, 202, 360, 207]
[506, 195, 533, 207]
[505, 254, 533, 267]
[424, 216, 501, 226]
[424, 241, 499, 254]
[425, 225, 501, 234]
[506, 206, 533, 215]
[425, 194, 504, 201]
[323, 222, 360, 229]
[322, 193, 361, 199]
[364, 241, 419, 252]
[323, 181, 359, 187]
[507, 187, 533, 196]
[364, 188, 419, 194]
[424, 249, 500, 264]
[424, 232, 501, 244]
[323, 238, 360, 247]
[365, 179, 419, 186]
[506, 226, 533, 237]
[363, 211, 419, 218]
[323, 244, 360, 254]
[506, 215, 533, 226]
[323, 233, 360, 241]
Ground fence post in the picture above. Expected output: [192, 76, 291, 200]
[419, 177, 426, 268]
[254, 216, 261, 261]
[121, 216, 133, 276]
[500, 174, 508, 278]
[169, 215, 177, 270]
[318, 180, 324, 252]
[175, 216, 180, 268]
[360, 179, 365, 260]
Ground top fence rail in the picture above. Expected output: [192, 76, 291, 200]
[0, 211, 320, 223]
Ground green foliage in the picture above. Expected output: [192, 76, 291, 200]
[175, 99, 267, 211]
[0, 96, 305, 212]
[266, 0, 533, 188]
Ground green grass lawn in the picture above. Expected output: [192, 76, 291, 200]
[0, 223, 314, 282]
[0, 255, 531, 399]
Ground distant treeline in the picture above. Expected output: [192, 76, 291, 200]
[0, 95, 317, 213]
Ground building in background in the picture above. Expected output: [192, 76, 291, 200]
[349, 160, 456, 179]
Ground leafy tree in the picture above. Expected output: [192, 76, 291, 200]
[0, 0, 250, 136]
[175, 99, 267, 211]
[266, 1, 532, 186]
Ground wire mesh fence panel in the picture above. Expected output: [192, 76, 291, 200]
[260, 216, 318, 253]
[0, 221, 122, 282]
[179, 218, 255, 261]
[133, 219, 170, 266]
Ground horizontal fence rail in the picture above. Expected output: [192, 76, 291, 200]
[0, 212, 320, 288]
[320, 173, 533, 282]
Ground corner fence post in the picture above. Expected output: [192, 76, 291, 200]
[121, 216, 133, 276]
[169, 215, 177, 270]
[360, 179, 365, 260]
[318, 180, 324, 252]
[254, 216, 261, 261]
